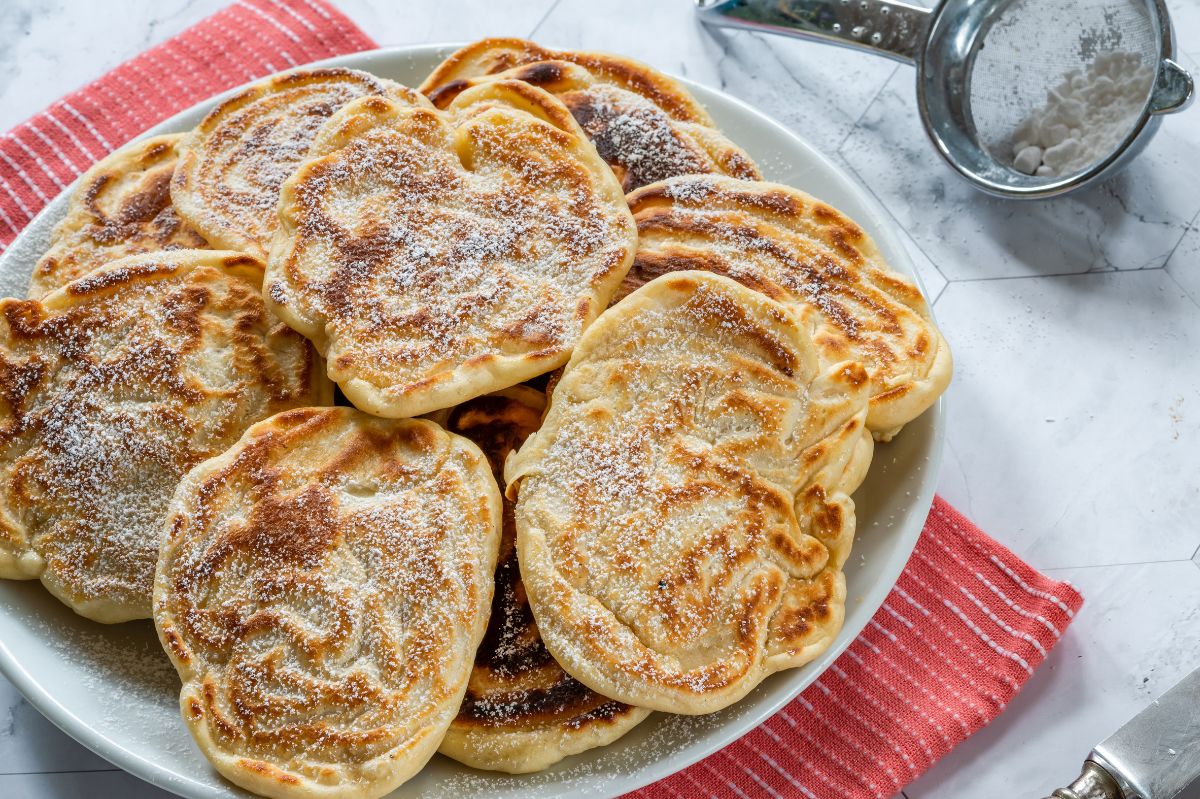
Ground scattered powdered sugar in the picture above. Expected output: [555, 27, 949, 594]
[566, 85, 712, 191]
[426, 689, 737, 797]
[511, 277, 849, 697]
[159, 414, 499, 766]
[187, 74, 396, 247]
[285, 97, 634, 388]
[636, 176, 941, 382]
[3, 263, 316, 617]
[662, 175, 719, 203]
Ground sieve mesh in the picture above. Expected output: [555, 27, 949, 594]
[967, 0, 1158, 167]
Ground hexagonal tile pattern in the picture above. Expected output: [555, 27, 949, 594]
[3, 3, 1200, 799]
[934, 269, 1200, 568]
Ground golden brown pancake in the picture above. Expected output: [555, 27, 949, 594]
[429, 387, 649, 773]
[621, 175, 952, 440]
[172, 68, 420, 260]
[29, 134, 207, 298]
[421, 38, 761, 191]
[0, 250, 330, 623]
[266, 81, 637, 419]
[507, 271, 873, 715]
[155, 407, 501, 799]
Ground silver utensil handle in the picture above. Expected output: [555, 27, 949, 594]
[1149, 57, 1195, 114]
[694, 0, 930, 65]
[1041, 760, 1123, 799]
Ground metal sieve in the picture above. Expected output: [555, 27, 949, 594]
[695, 0, 1194, 199]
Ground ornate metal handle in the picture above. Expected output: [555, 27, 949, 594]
[694, 0, 931, 65]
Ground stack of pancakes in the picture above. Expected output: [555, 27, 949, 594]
[0, 39, 951, 799]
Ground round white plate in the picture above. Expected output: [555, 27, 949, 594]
[0, 44, 944, 799]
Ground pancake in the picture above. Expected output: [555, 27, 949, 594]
[154, 407, 502, 799]
[421, 38, 761, 191]
[29, 134, 207, 298]
[0, 250, 329, 623]
[429, 387, 650, 773]
[266, 81, 637, 419]
[621, 175, 952, 440]
[172, 68, 421, 261]
[506, 271, 873, 715]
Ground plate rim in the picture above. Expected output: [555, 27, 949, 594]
[0, 42, 945, 799]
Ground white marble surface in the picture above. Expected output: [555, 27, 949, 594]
[1, 1, 1198, 797]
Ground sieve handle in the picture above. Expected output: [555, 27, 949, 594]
[1149, 58, 1194, 115]
[694, 0, 930, 65]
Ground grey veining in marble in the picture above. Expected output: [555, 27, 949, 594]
[933, 269, 1200, 569]
[0, 1, 1198, 799]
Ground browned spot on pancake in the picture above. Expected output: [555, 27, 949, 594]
[679, 281, 798, 377]
[909, 331, 930, 358]
[396, 418, 440, 454]
[500, 306, 563, 348]
[776, 602, 815, 640]
[427, 78, 470, 108]
[216, 486, 339, 572]
[80, 174, 114, 220]
[813, 206, 867, 254]
[562, 89, 711, 191]
[826, 225, 867, 262]
[512, 61, 566, 88]
[0, 345, 47, 414]
[838, 362, 870, 388]
[203, 681, 240, 740]
[94, 172, 173, 243]
[458, 663, 643, 732]
[66, 260, 178, 295]
[625, 250, 786, 304]
[142, 140, 171, 161]
[720, 149, 761, 181]
[164, 627, 191, 665]
[563, 700, 633, 729]
[221, 253, 262, 271]
[748, 189, 804, 216]
[274, 67, 379, 89]
[802, 484, 845, 539]
[239, 759, 301, 785]
[202, 88, 259, 131]
[872, 382, 912, 403]
[358, 95, 393, 114]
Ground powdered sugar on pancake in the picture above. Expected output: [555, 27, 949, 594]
[507, 272, 874, 714]
[267, 83, 636, 419]
[154, 408, 501, 797]
[623, 175, 953, 440]
[419, 38, 762, 191]
[435, 389, 649, 773]
[172, 68, 417, 260]
[0, 250, 326, 623]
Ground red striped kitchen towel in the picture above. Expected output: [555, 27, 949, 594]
[0, 4, 1084, 798]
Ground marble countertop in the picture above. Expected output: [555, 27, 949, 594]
[1, 1, 1198, 797]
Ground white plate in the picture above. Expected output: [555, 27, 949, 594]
[0, 44, 945, 799]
